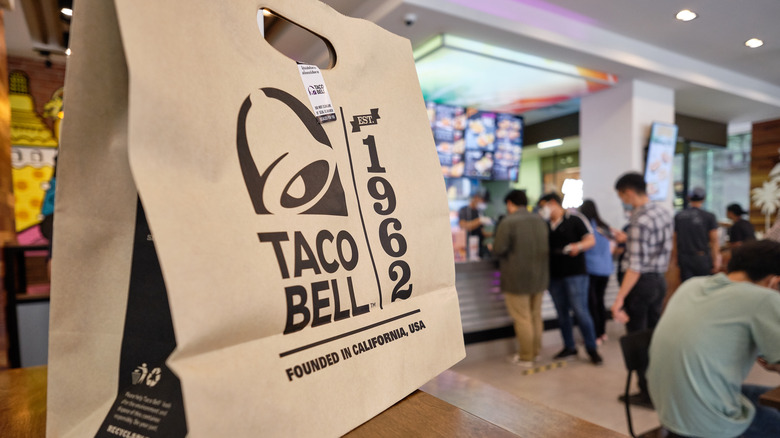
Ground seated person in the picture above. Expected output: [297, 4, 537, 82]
[648, 240, 780, 438]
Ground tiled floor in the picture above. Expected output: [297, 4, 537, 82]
[446, 321, 778, 436]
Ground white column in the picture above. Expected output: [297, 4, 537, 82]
[580, 80, 675, 229]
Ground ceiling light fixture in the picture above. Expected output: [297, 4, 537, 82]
[65, 48, 71, 56]
[60, 7, 73, 17]
[538, 139, 563, 149]
[745, 38, 764, 48]
[261, 8, 273, 17]
[675, 9, 697, 21]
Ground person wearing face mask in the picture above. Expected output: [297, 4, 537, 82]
[459, 192, 489, 258]
[537, 193, 602, 365]
[611, 172, 673, 409]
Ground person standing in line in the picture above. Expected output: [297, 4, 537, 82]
[538, 193, 602, 365]
[579, 199, 615, 345]
[672, 187, 720, 282]
[726, 203, 756, 247]
[493, 190, 549, 367]
[610, 172, 673, 408]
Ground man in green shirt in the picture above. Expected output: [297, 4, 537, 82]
[648, 240, 780, 438]
[493, 190, 549, 367]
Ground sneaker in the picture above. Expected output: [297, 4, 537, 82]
[586, 348, 603, 365]
[553, 347, 578, 360]
[618, 392, 654, 409]
[508, 354, 535, 368]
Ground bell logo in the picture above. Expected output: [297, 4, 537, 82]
[236, 87, 348, 216]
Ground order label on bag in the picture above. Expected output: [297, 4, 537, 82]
[298, 63, 337, 123]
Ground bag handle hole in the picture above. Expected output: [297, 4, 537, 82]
[257, 8, 336, 70]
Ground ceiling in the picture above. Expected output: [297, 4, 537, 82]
[5, 0, 780, 126]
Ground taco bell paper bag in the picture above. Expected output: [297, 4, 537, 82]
[47, 0, 465, 436]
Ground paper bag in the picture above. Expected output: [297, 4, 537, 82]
[47, 0, 465, 436]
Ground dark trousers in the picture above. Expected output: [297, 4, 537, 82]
[588, 275, 609, 339]
[624, 272, 666, 394]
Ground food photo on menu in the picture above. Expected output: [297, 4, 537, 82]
[464, 110, 497, 179]
[432, 103, 467, 177]
[492, 114, 523, 181]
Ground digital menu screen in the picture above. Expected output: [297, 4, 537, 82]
[492, 114, 523, 181]
[463, 110, 496, 179]
[432, 104, 467, 178]
[426, 102, 523, 181]
[644, 122, 678, 201]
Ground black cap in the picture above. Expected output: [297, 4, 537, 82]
[727, 203, 747, 216]
[689, 187, 706, 201]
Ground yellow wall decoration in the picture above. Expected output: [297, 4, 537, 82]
[10, 71, 59, 233]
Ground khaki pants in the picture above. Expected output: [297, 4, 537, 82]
[503, 292, 544, 361]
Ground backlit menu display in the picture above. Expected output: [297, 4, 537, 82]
[427, 102, 523, 181]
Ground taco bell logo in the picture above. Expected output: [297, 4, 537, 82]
[236, 87, 348, 216]
[307, 84, 325, 96]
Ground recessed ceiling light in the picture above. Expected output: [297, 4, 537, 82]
[60, 7, 73, 17]
[745, 38, 764, 48]
[65, 48, 71, 56]
[676, 9, 697, 21]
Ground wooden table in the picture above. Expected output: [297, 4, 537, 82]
[0, 366, 627, 437]
[759, 386, 780, 410]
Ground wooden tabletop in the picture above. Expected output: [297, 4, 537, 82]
[759, 386, 780, 410]
[421, 369, 627, 438]
[0, 366, 47, 438]
[0, 366, 627, 437]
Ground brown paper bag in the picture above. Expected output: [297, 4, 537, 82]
[47, 0, 465, 436]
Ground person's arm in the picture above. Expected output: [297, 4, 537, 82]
[459, 217, 482, 232]
[670, 232, 679, 267]
[566, 214, 596, 256]
[567, 233, 595, 256]
[611, 269, 640, 323]
[610, 222, 644, 323]
[752, 294, 780, 371]
[758, 357, 780, 374]
[492, 220, 511, 257]
[709, 228, 721, 272]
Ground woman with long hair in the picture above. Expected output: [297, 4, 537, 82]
[579, 199, 614, 344]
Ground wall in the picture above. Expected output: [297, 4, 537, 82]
[750, 119, 780, 233]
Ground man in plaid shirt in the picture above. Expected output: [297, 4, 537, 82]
[611, 172, 673, 408]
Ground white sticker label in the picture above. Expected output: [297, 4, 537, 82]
[297, 64, 337, 124]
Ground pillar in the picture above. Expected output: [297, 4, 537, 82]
[580, 80, 675, 229]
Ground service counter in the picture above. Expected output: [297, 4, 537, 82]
[454, 260, 619, 342]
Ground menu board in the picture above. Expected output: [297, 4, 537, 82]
[432, 104, 467, 178]
[463, 110, 496, 179]
[426, 102, 523, 181]
[644, 122, 678, 201]
[492, 114, 523, 181]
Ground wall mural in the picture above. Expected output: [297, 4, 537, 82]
[10, 71, 62, 244]
[750, 119, 780, 235]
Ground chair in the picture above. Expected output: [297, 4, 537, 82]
[619, 329, 665, 438]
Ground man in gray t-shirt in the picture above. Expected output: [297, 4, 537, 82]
[673, 187, 719, 281]
[648, 240, 780, 438]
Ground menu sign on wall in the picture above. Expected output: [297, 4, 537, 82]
[432, 104, 467, 178]
[492, 114, 523, 181]
[426, 102, 523, 181]
[463, 110, 496, 179]
[644, 121, 678, 201]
